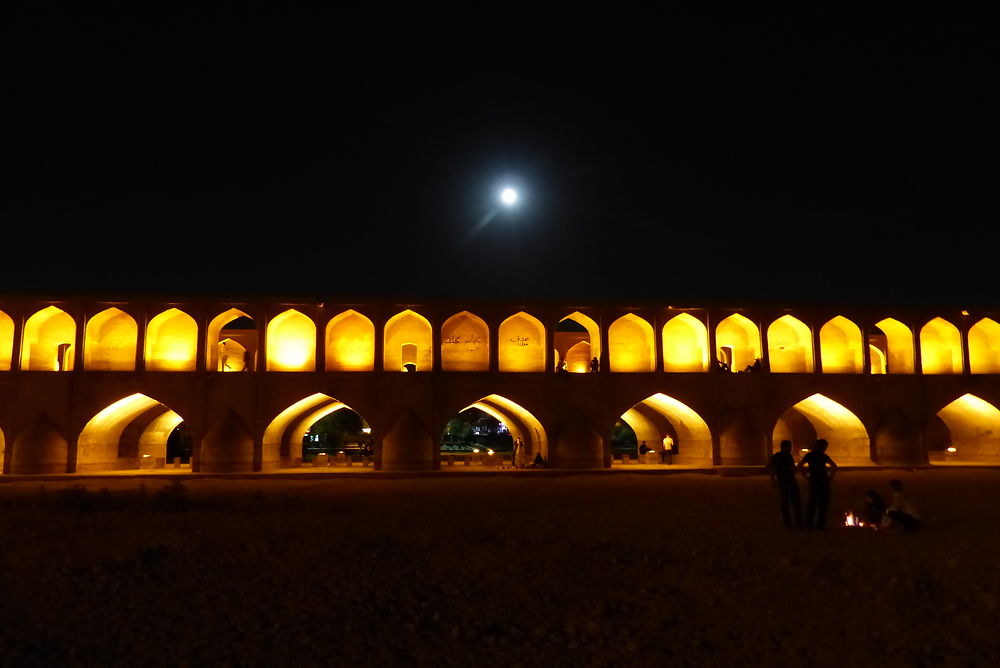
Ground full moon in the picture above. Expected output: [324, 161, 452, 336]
[500, 187, 518, 205]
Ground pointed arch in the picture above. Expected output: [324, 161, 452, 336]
[77, 393, 184, 471]
[608, 313, 655, 372]
[207, 308, 257, 371]
[84, 307, 138, 371]
[21, 306, 76, 371]
[767, 315, 814, 373]
[263, 393, 367, 469]
[662, 313, 709, 372]
[0, 309, 13, 371]
[384, 309, 432, 372]
[819, 315, 863, 374]
[325, 309, 375, 371]
[499, 311, 546, 372]
[266, 309, 316, 371]
[874, 317, 914, 374]
[619, 393, 713, 466]
[934, 394, 1000, 462]
[555, 312, 599, 373]
[773, 394, 871, 464]
[968, 318, 1000, 374]
[441, 311, 489, 371]
[869, 345, 887, 375]
[146, 308, 198, 372]
[920, 317, 963, 374]
[457, 394, 549, 464]
[716, 314, 761, 372]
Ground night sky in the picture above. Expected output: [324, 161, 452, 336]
[4, 11, 995, 306]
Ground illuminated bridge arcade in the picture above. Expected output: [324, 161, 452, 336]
[2, 294, 999, 475]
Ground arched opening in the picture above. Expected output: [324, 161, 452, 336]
[873, 318, 914, 374]
[325, 309, 375, 371]
[84, 307, 138, 371]
[772, 394, 871, 465]
[20, 306, 76, 371]
[869, 345, 887, 375]
[77, 393, 189, 472]
[384, 309, 432, 372]
[441, 311, 489, 371]
[0, 310, 14, 371]
[555, 312, 599, 373]
[145, 308, 198, 372]
[968, 318, 1000, 374]
[932, 394, 1000, 463]
[662, 313, 709, 372]
[767, 315, 813, 373]
[615, 393, 713, 466]
[441, 394, 548, 468]
[819, 315, 863, 374]
[263, 393, 373, 470]
[920, 317, 963, 374]
[499, 312, 546, 372]
[207, 309, 257, 372]
[266, 309, 316, 371]
[716, 314, 761, 373]
[608, 313, 655, 372]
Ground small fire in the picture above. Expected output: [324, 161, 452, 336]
[844, 512, 864, 527]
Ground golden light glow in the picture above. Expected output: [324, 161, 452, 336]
[263, 393, 348, 466]
[819, 315, 863, 374]
[874, 318, 914, 374]
[266, 309, 316, 371]
[464, 393, 548, 460]
[920, 317, 963, 374]
[499, 312, 546, 372]
[869, 345, 887, 374]
[776, 393, 871, 464]
[968, 318, 1000, 374]
[620, 393, 713, 464]
[326, 310, 375, 371]
[936, 394, 1000, 461]
[767, 315, 813, 373]
[0, 310, 13, 371]
[441, 311, 489, 371]
[78, 393, 180, 470]
[84, 308, 138, 371]
[21, 305, 76, 371]
[608, 313, 655, 372]
[662, 313, 708, 372]
[716, 314, 761, 372]
[384, 309, 432, 372]
[560, 312, 601, 362]
[564, 340, 591, 373]
[145, 308, 198, 371]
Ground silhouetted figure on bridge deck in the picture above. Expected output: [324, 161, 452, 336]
[769, 439, 802, 529]
[799, 439, 838, 530]
[590, 357, 600, 372]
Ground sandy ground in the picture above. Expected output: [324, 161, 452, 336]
[1, 469, 998, 667]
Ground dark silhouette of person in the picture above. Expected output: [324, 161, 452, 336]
[769, 440, 802, 529]
[798, 439, 838, 530]
[885, 479, 922, 532]
[639, 441, 650, 455]
[590, 357, 600, 372]
[533, 452, 545, 468]
[863, 489, 886, 527]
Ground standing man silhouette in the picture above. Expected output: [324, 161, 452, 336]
[769, 440, 802, 529]
[799, 439, 838, 530]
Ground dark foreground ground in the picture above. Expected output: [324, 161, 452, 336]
[1, 469, 998, 667]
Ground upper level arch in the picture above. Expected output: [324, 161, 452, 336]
[819, 315, 863, 374]
[0, 309, 13, 371]
[441, 311, 489, 371]
[146, 308, 198, 372]
[266, 309, 316, 372]
[555, 312, 599, 373]
[325, 309, 375, 371]
[968, 318, 1000, 374]
[84, 307, 138, 371]
[767, 315, 813, 373]
[384, 309, 432, 372]
[207, 308, 258, 372]
[608, 313, 655, 372]
[873, 318, 914, 374]
[499, 312, 546, 372]
[21, 305, 76, 371]
[662, 313, 708, 372]
[920, 317, 963, 374]
[716, 314, 760, 372]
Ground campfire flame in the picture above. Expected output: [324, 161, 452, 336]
[844, 512, 864, 527]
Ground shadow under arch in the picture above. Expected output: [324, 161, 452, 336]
[773, 393, 871, 465]
[932, 394, 1000, 463]
[450, 394, 549, 466]
[262, 393, 371, 470]
[618, 393, 713, 466]
[77, 393, 187, 472]
[11, 413, 69, 474]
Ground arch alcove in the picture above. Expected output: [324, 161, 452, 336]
[608, 314, 655, 372]
[84, 308, 138, 371]
[716, 314, 761, 372]
[819, 316, 863, 374]
[619, 394, 713, 466]
[933, 394, 1000, 463]
[325, 310, 375, 371]
[0, 309, 14, 371]
[384, 310, 432, 372]
[968, 318, 1000, 374]
[443, 394, 549, 466]
[207, 309, 257, 372]
[441, 311, 489, 371]
[772, 394, 871, 465]
[555, 312, 598, 373]
[767, 315, 813, 373]
[21, 306, 76, 371]
[263, 393, 371, 470]
[145, 308, 198, 371]
[920, 317, 962, 374]
[266, 309, 316, 371]
[662, 313, 708, 372]
[77, 393, 185, 471]
[873, 318, 914, 374]
[499, 312, 546, 372]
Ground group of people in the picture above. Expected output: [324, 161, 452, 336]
[768, 439, 921, 532]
